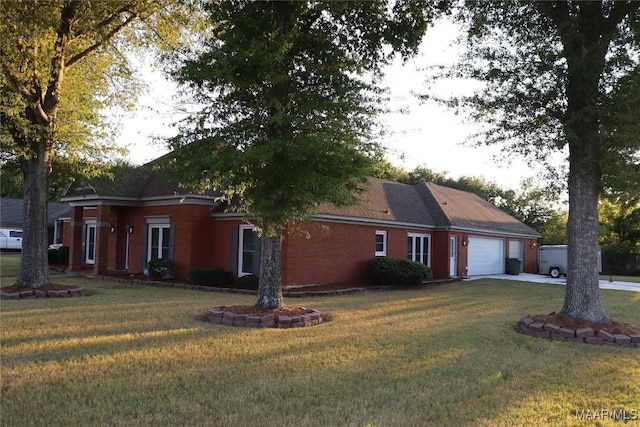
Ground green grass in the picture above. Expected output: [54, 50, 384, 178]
[0, 252, 21, 278]
[600, 274, 640, 283]
[1, 253, 639, 426]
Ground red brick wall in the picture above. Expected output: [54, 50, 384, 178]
[124, 204, 216, 280]
[281, 221, 436, 285]
[66, 203, 539, 283]
[68, 203, 216, 281]
[204, 218, 240, 273]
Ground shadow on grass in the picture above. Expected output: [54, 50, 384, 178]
[2, 278, 638, 426]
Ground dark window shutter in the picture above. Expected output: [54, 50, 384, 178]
[168, 225, 176, 261]
[141, 225, 148, 269]
[252, 233, 261, 277]
[230, 226, 239, 276]
[80, 225, 86, 262]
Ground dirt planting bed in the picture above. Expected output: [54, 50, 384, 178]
[206, 305, 324, 328]
[516, 313, 640, 348]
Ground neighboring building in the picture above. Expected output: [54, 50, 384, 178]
[0, 197, 70, 246]
[59, 159, 540, 284]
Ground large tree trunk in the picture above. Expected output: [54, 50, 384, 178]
[255, 222, 284, 309]
[552, 2, 614, 325]
[14, 138, 52, 288]
[561, 140, 610, 324]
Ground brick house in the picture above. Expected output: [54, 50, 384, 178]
[60, 161, 540, 284]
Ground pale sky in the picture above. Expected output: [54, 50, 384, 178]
[114, 19, 547, 190]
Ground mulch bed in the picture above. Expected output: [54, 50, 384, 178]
[531, 312, 640, 335]
[213, 305, 312, 317]
[517, 312, 640, 348]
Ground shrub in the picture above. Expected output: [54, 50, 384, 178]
[189, 266, 229, 287]
[147, 258, 174, 279]
[366, 257, 432, 286]
[235, 274, 259, 290]
[57, 246, 69, 264]
[47, 249, 58, 264]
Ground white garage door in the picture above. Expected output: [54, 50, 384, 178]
[468, 237, 505, 275]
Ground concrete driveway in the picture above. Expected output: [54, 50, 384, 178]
[464, 273, 640, 292]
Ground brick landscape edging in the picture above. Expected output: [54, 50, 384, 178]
[95, 274, 393, 297]
[516, 315, 640, 348]
[95, 275, 459, 297]
[206, 306, 324, 328]
[0, 287, 85, 299]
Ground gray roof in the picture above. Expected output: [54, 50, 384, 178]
[317, 178, 540, 237]
[61, 161, 219, 202]
[316, 178, 438, 226]
[0, 198, 70, 228]
[423, 182, 540, 236]
[60, 157, 539, 238]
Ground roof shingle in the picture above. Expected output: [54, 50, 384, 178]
[60, 158, 539, 238]
[316, 178, 540, 237]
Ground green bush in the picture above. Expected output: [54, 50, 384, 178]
[57, 246, 69, 264]
[366, 257, 432, 286]
[47, 249, 58, 264]
[147, 258, 174, 279]
[188, 266, 229, 287]
[235, 274, 259, 290]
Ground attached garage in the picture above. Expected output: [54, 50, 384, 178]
[467, 237, 505, 275]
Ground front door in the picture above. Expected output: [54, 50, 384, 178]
[450, 236, 458, 277]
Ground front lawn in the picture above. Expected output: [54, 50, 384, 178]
[1, 254, 639, 426]
[600, 274, 640, 283]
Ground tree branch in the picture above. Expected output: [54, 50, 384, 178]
[537, 1, 569, 28]
[41, 0, 81, 118]
[0, 60, 32, 100]
[603, 1, 639, 39]
[65, 13, 138, 69]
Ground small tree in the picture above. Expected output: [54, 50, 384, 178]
[170, 1, 441, 308]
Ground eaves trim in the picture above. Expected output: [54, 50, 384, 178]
[209, 212, 436, 230]
[447, 225, 541, 238]
[311, 214, 436, 230]
[62, 194, 216, 208]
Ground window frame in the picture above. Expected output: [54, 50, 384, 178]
[375, 230, 387, 257]
[147, 224, 171, 262]
[238, 224, 259, 277]
[407, 233, 431, 266]
[85, 219, 97, 265]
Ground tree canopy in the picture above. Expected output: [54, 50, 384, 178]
[1, 0, 198, 287]
[436, 1, 639, 323]
[169, 0, 441, 308]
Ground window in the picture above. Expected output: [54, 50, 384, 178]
[375, 230, 387, 256]
[148, 224, 171, 261]
[85, 220, 96, 264]
[239, 225, 259, 276]
[9, 231, 22, 238]
[407, 233, 430, 266]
